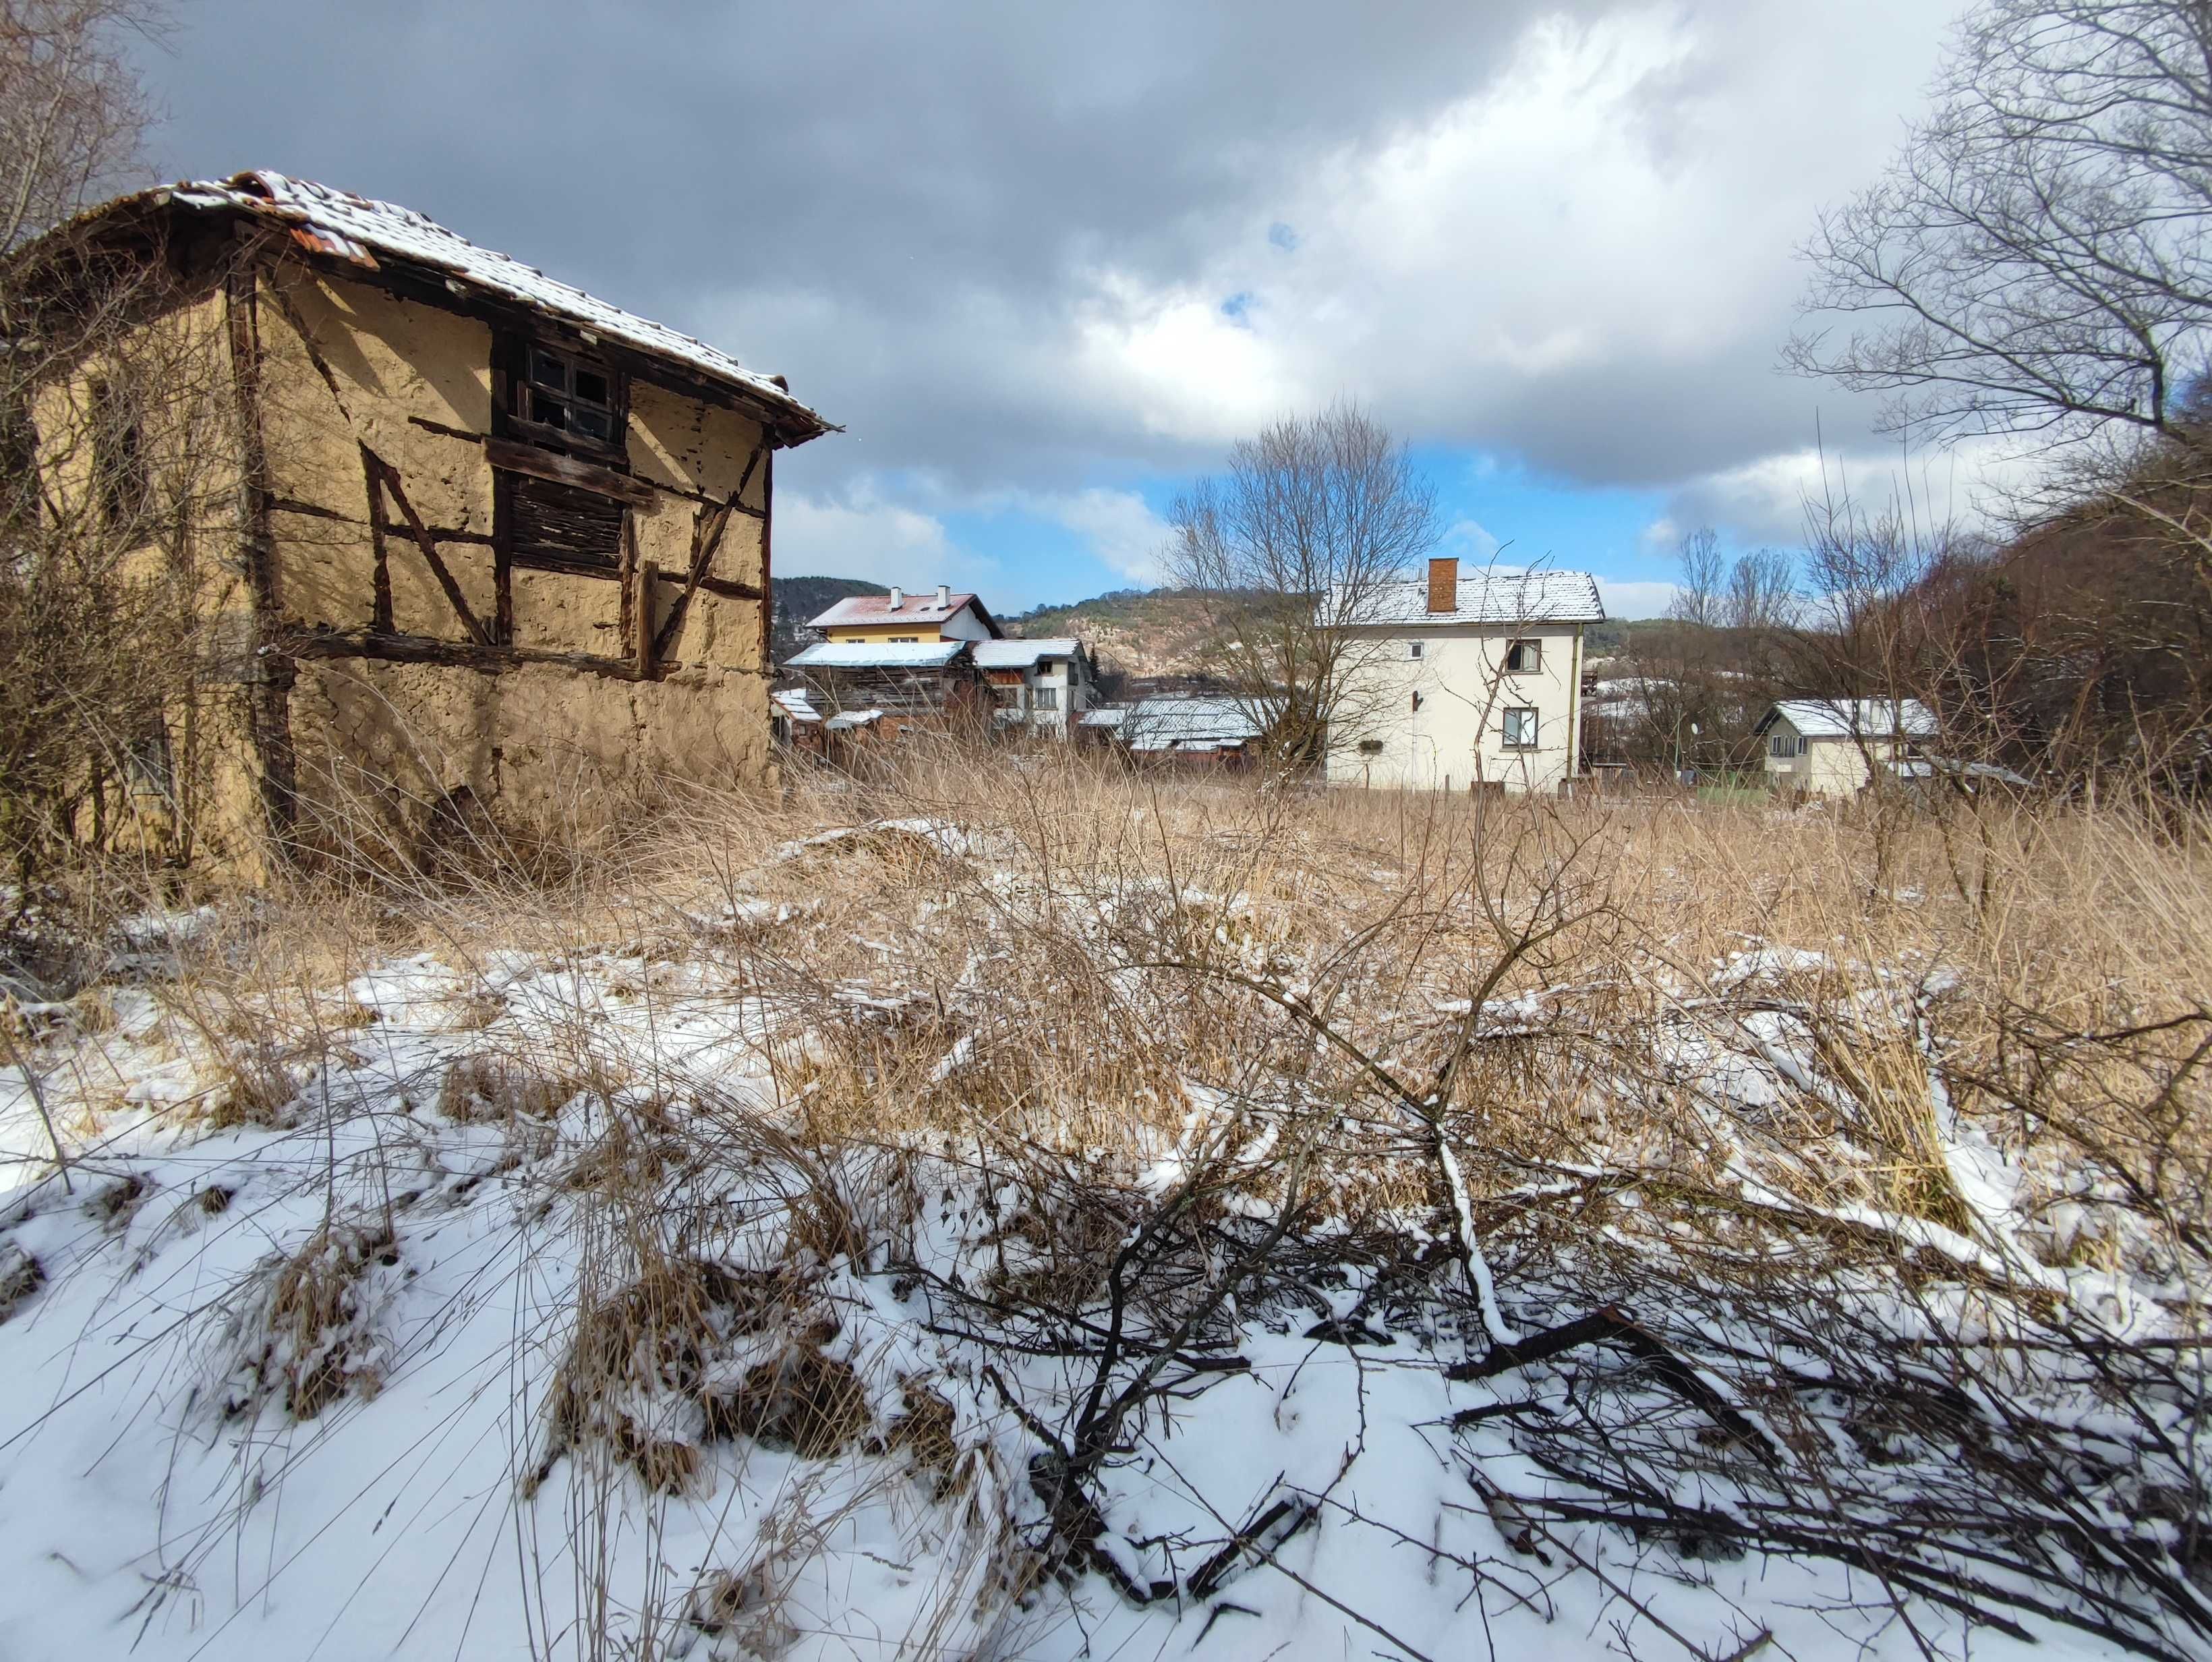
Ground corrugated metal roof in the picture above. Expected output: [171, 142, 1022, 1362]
[1335, 568, 1604, 627]
[810, 592, 985, 629]
[1124, 695, 1267, 751]
[1764, 699, 1937, 740]
[786, 640, 970, 670]
[972, 638, 1080, 668]
[158, 171, 829, 436]
[1078, 706, 1128, 728]
[772, 689, 821, 722]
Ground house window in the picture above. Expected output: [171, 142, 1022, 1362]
[1358, 739, 1384, 755]
[1502, 706, 1539, 749]
[91, 377, 150, 533]
[887, 635, 920, 643]
[1033, 687, 1059, 711]
[1411, 691, 1423, 712]
[1408, 641, 1424, 660]
[1769, 733, 1809, 758]
[1505, 639, 1542, 674]
[993, 685, 1022, 708]
[125, 716, 173, 801]
[502, 338, 627, 460]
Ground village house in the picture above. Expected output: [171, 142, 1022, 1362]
[1325, 561, 1604, 794]
[779, 584, 1095, 751]
[972, 638, 1097, 735]
[808, 585, 1002, 643]
[1755, 699, 1937, 797]
[12, 171, 831, 871]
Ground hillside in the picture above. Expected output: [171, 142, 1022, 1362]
[1003, 587, 1221, 679]
[769, 575, 887, 663]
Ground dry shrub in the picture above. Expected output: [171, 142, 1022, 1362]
[537, 1255, 832, 1495]
[434, 1053, 585, 1122]
[206, 1040, 300, 1128]
[0, 1243, 42, 1324]
[701, 1340, 871, 1458]
[224, 1222, 399, 1422]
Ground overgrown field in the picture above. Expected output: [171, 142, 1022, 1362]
[1, 756, 2207, 1662]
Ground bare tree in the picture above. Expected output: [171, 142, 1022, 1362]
[1, 0, 156, 257]
[1666, 525, 1725, 629]
[1724, 546, 1797, 631]
[1165, 404, 1441, 768]
[1790, 0, 2212, 453]
[0, 0, 241, 920]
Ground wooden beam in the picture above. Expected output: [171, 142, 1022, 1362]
[223, 266, 299, 854]
[652, 443, 761, 665]
[759, 448, 774, 675]
[484, 436, 658, 509]
[634, 557, 660, 677]
[367, 447, 493, 646]
[285, 627, 660, 681]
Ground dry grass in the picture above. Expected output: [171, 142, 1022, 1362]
[18, 742, 2206, 1659]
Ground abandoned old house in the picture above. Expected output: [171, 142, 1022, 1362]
[11, 170, 832, 871]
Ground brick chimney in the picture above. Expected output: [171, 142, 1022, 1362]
[1426, 558, 1457, 614]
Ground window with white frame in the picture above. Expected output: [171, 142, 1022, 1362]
[1768, 733, 1808, 757]
[1032, 686, 1059, 711]
[1408, 640, 1424, 660]
[1501, 706, 1539, 749]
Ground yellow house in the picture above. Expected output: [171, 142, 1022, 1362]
[13, 171, 834, 871]
[808, 584, 1002, 644]
[1756, 699, 1936, 797]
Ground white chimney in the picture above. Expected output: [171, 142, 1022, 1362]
[936, 583, 951, 609]
[887, 585, 904, 610]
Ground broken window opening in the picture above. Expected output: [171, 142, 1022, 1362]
[502, 337, 627, 461]
[92, 376, 151, 534]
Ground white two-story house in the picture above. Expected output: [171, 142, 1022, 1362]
[1325, 561, 1604, 795]
[972, 637, 1097, 736]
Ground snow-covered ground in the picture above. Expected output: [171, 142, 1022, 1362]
[0, 817, 2203, 1662]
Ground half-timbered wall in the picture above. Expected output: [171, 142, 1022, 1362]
[239, 258, 778, 859]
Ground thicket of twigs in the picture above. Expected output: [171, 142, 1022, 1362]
[2, 746, 2207, 1659]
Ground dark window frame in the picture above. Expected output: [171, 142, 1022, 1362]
[496, 335, 629, 465]
[1504, 637, 1542, 674]
[1501, 705, 1540, 749]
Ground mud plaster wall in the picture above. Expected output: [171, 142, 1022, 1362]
[250, 263, 776, 852]
[29, 291, 273, 875]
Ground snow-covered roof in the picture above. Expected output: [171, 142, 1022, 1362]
[809, 592, 995, 633]
[771, 689, 820, 723]
[1124, 695, 1267, 752]
[786, 640, 970, 670]
[1078, 706, 1129, 728]
[972, 638, 1081, 668]
[823, 709, 883, 732]
[143, 171, 830, 437]
[1890, 756, 2031, 787]
[1763, 699, 1937, 741]
[1335, 567, 1605, 629]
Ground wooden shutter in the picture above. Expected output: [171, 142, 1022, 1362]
[507, 473, 624, 571]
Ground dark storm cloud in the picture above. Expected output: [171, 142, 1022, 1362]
[133, 1, 1959, 546]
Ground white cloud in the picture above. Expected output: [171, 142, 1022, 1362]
[1024, 487, 1173, 583]
[1596, 578, 1679, 619]
[775, 486, 1002, 596]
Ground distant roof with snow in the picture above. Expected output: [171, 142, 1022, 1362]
[1762, 699, 1938, 740]
[972, 638, 1082, 668]
[1078, 706, 1128, 728]
[771, 689, 820, 723]
[786, 641, 970, 670]
[1124, 695, 1268, 752]
[122, 172, 832, 438]
[809, 592, 997, 633]
[1336, 568, 1605, 628]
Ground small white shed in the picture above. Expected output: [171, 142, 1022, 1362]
[1755, 699, 1936, 797]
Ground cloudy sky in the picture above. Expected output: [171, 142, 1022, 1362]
[134, 1, 1979, 615]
